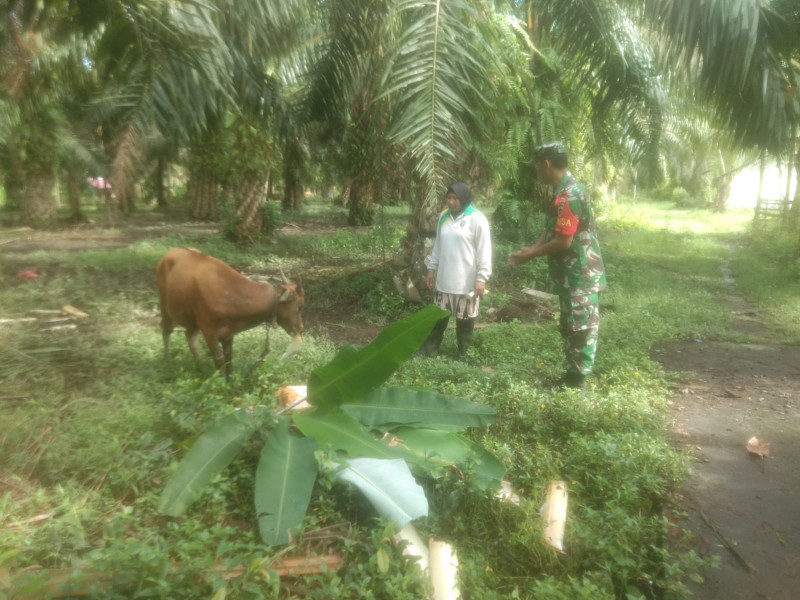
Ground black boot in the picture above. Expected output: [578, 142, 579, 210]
[455, 318, 475, 362]
[554, 371, 586, 390]
[415, 316, 449, 357]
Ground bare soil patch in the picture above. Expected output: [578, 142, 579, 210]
[656, 263, 800, 599]
[1, 219, 221, 254]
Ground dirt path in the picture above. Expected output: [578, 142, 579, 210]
[655, 255, 800, 599]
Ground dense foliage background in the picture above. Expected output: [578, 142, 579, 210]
[1, 0, 798, 238]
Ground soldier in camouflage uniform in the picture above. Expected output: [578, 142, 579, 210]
[508, 141, 606, 389]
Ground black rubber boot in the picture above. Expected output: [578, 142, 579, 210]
[415, 316, 449, 357]
[555, 371, 586, 390]
[455, 318, 475, 362]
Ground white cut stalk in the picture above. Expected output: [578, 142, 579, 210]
[495, 480, 520, 505]
[541, 480, 568, 554]
[281, 335, 303, 359]
[429, 539, 460, 600]
[394, 523, 429, 572]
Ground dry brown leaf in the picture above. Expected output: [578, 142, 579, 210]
[746, 436, 770, 458]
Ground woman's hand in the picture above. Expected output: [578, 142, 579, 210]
[474, 280, 486, 296]
[426, 271, 435, 289]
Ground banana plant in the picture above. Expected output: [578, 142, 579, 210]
[159, 305, 504, 545]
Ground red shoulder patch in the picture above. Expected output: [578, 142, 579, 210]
[554, 193, 578, 236]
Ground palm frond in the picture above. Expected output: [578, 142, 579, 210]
[381, 0, 501, 206]
[645, 0, 800, 153]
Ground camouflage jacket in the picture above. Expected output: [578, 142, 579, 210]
[544, 172, 606, 296]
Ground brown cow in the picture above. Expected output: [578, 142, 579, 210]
[156, 247, 304, 378]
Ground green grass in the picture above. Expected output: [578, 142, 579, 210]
[615, 197, 754, 235]
[730, 227, 800, 341]
[2, 194, 796, 598]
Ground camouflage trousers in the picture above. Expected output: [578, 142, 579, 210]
[558, 292, 600, 376]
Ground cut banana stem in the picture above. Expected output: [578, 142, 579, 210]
[541, 480, 568, 554]
[429, 539, 460, 600]
[393, 523, 429, 572]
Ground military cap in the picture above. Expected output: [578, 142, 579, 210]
[532, 141, 568, 162]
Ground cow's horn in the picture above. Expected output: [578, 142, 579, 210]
[279, 268, 290, 284]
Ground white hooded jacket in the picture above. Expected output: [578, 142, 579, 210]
[428, 204, 492, 295]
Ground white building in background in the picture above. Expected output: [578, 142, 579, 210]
[728, 162, 797, 209]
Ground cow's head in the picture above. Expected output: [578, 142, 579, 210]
[275, 272, 304, 340]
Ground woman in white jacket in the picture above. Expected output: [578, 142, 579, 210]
[416, 182, 492, 361]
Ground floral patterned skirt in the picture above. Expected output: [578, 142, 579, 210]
[434, 291, 479, 320]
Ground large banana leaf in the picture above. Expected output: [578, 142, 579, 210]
[307, 306, 448, 408]
[336, 458, 428, 528]
[293, 408, 402, 460]
[255, 418, 318, 545]
[341, 387, 496, 430]
[159, 413, 250, 516]
[393, 427, 505, 488]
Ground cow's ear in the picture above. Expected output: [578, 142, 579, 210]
[279, 286, 294, 302]
[295, 277, 303, 296]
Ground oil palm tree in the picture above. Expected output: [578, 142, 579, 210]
[1, 0, 234, 225]
[304, 0, 518, 228]
[644, 0, 799, 154]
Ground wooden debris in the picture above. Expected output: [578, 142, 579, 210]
[9, 554, 342, 599]
[2, 306, 90, 332]
[4, 512, 53, 530]
[219, 554, 342, 579]
[61, 305, 89, 318]
[521, 287, 558, 302]
[43, 324, 78, 332]
[699, 511, 755, 572]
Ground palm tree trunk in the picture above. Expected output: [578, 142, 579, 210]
[21, 169, 57, 227]
[790, 138, 800, 229]
[156, 156, 168, 210]
[3, 168, 24, 214]
[347, 177, 377, 226]
[282, 166, 303, 211]
[527, 5, 543, 145]
[282, 142, 304, 211]
[188, 170, 219, 220]
[234, 172, 268, 242]
[336, 178, 352, 207]
[65, 166, 86, 222]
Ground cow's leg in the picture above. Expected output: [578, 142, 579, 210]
[261, 324, 270, 359]
[221, 336, 234, 379]
[161, 313, 175, 361]
[185, 329, 203, 364]
[202, 331, 225, 374]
